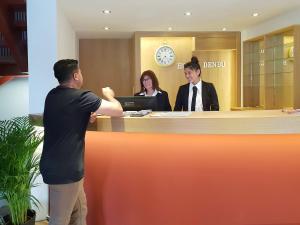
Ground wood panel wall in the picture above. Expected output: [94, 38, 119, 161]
[193, 50, 237, 111]
[134, 32, 241, 110]
[79, 32, 241, 109]
[294, 26, 300, 108]
[196, 32, 241, 107]
[79, 39, 133, 97]
[140, 37, 194, 108]
[195, 33, 238, 50]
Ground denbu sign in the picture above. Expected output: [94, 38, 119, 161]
[202, 61, 226, 68]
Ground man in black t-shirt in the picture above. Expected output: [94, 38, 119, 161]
[40, 59, 123, 225]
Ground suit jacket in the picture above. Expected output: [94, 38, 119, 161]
[174, 81, 219, 111]
[134, 90, 172, 111]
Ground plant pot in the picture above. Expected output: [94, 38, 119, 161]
[6, 210, 36, 225]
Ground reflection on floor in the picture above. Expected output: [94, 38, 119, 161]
[35, 221, 48, 225]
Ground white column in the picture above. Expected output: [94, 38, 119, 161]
[27, 0, 58, 220]
[57, 3, 77, 60]
[27, 0, 58, 115]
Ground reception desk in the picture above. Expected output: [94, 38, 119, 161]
[84, 131, 300, 225]
[94, 110, 300, 134]
[83, 110, 300, 225]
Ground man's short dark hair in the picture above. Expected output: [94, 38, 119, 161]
[53, 59, 79, 83]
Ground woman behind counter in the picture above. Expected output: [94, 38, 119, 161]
[135, 70, 172, 111]
[174, 56, 219, 111]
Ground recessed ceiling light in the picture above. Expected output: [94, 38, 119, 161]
[222, 27, 227, 31]
[102, 9, 111, 14]
[168, 27, 173, 31]
[252, 12, 259, 17]
[104, 26, 110, 30]
[184, 12, 192, 16]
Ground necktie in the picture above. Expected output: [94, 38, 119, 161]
[191, 86, 197, 111]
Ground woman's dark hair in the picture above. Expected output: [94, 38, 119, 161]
[53, 59, 79, 83]
[139, 70, 161, 93]
[184, 56, 201, 76]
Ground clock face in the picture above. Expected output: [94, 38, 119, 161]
[155, 45, 176, 66]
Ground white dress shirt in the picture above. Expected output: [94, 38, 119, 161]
[188, 80, 203, 111]
[139, 89, 161, 96]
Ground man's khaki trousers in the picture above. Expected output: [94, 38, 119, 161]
[48, 179, 87, 225]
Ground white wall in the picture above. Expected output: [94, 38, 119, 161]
[27, 0, 77, 115]
[0, 77, 47, 220]
[242, 7, 300, 40]
[27, 0, 58, 115]
[57, 3, 77, 60]
[76, 36, 79, 60]
[0, 78, 29, 120]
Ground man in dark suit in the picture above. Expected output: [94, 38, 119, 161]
[174, 56, 219, 111]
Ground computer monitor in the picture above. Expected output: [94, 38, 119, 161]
[116, 96, 158, 111]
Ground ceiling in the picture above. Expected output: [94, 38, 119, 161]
[58, 0, 300, 38]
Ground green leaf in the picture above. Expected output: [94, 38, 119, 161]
[0, 116, 44, 225]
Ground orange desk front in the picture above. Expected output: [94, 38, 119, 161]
[85, 131, 300, 225]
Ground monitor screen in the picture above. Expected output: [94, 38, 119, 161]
[116, 96, 158, 111]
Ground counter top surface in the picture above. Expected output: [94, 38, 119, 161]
[99, 110, 300, 119]
[95, 110, 300, 134]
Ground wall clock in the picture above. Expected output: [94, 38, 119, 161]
[154, 45, 176, 66]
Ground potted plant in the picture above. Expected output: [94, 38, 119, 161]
[0, 117, 43, 225]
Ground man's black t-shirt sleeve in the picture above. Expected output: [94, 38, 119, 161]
[79, 91, 102, 112]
